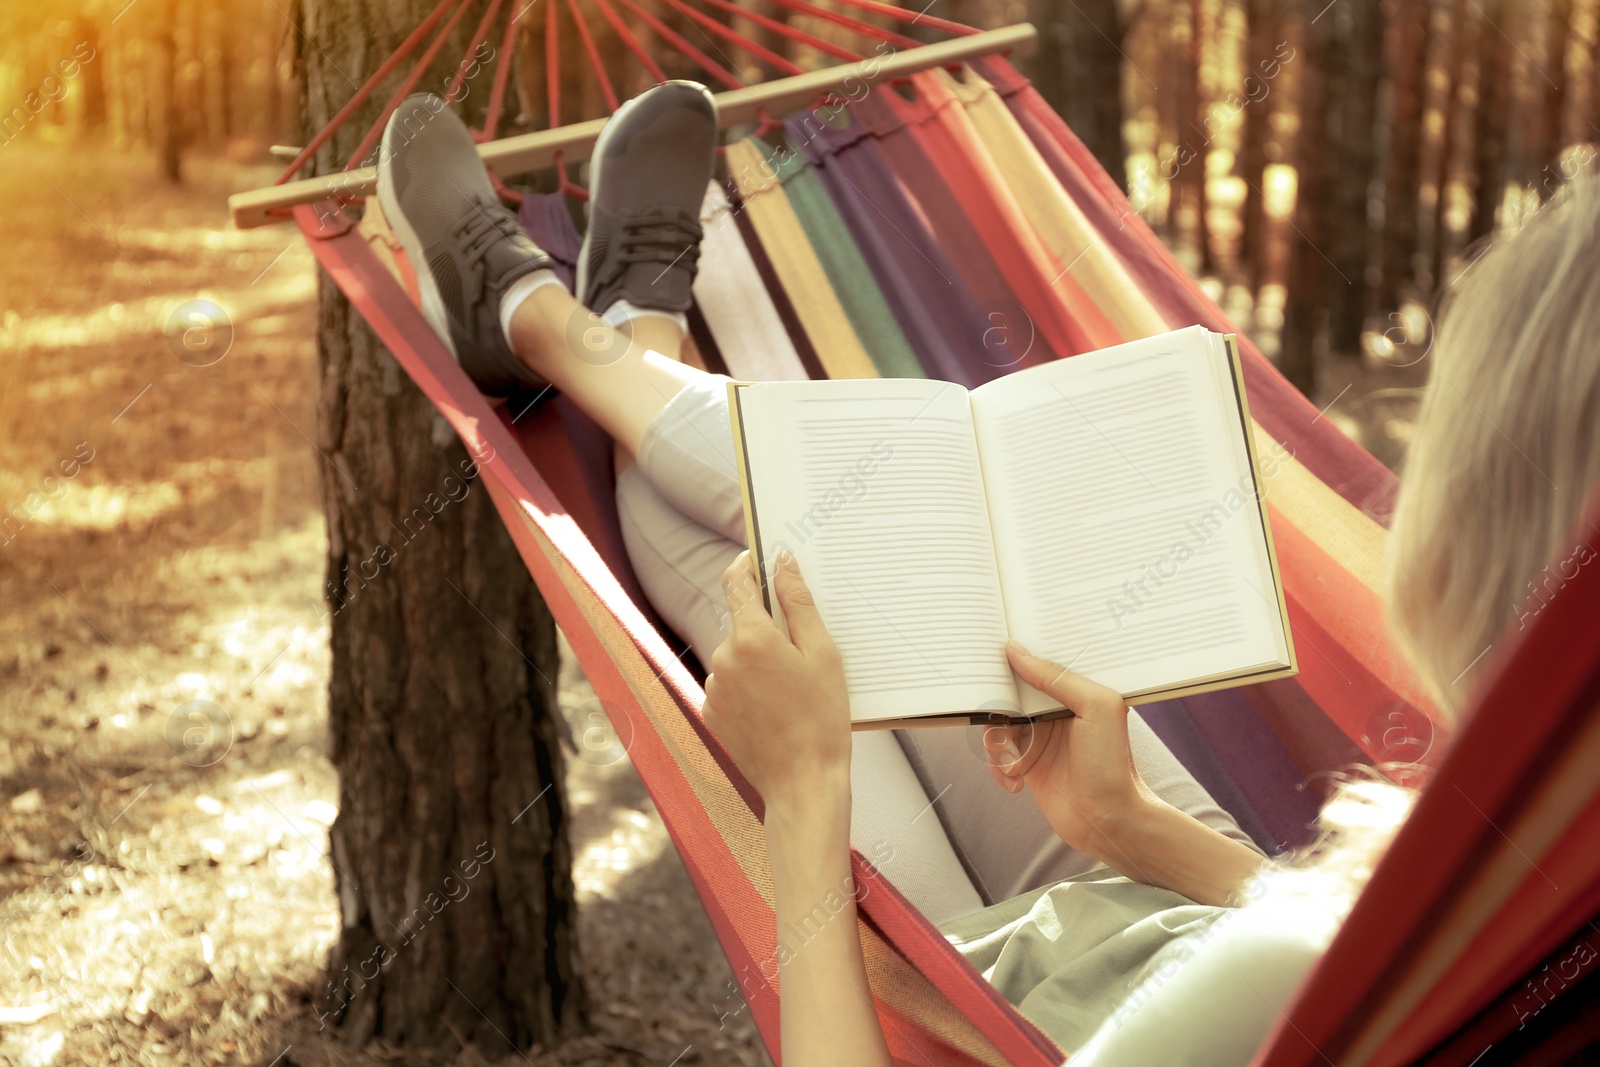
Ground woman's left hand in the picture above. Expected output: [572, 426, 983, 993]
[702, 551, 852, 817]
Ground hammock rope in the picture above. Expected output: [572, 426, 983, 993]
[667, 0, 808, 76]
[761, 0, 921, 50]
[273, 0, 461, 184]
[565, 0, 621, 113]
[612, 0, 745, 89]
[695, 0, 867, 63]
[591, 0, 669, 83]
[446, 0, 510, 108]
[346, 0, 478, 170]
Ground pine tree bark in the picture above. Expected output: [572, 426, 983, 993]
[297, 0, 583, 1051]
[1032, 0, 1127, 191]
[1283, 0, 1332, 397]
[1377, 0, 1431, 312]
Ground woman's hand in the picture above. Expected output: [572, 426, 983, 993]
[702, 551, 852, 817]
[705, 552, 893, 1067]
[990, 642, 1266, 905]
[984, 641, 1146, 858]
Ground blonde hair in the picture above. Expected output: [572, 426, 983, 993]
[1386, 173, 1600, 716]
[1262, 177, 1600, 928]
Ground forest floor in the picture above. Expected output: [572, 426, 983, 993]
[0, 138, 1422, 1067]
[0, 140, 763, 1067]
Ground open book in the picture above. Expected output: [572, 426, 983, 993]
[728, 326, 1297, 728]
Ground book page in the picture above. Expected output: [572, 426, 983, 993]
[736, 379, 1019, 722]
[970, 328, 1287, 713]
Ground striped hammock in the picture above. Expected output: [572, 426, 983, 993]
[239, 4, 1600, 1063]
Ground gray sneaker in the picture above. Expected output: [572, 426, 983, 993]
[577, 81, 718, 318]
[377, 94, 556, 396]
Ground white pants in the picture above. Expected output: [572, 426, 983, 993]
[618, 375, 1260, 923]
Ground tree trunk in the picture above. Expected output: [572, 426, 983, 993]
[298, 0, 583, 1052]
[1427, 0, 1474, 293]
[1032, 0, 1127, 192]
[1377, 0, 1431, 312]
[152, 0, 183, 182]
[1534, 0, 1573, 195]
[1173, 0, 1212, 271]
[1283, 0, 1331, 398]
[75, 14, 108, 132]
[1413, 0, 1456, 298]
[1240, 0, 1274, 296]
[1470, 0, 1514, 241]
[1327, 0, 1383, 353]
[755, 0, 799, 68]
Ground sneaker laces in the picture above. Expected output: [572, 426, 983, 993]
[613, 206, 703, 274]
[454, 197, 527, 266]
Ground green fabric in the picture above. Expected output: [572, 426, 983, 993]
[759, 138, 926, 379]
[938, 866, 1226, 1053]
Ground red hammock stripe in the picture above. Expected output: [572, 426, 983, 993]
[346, 0, 477, 170]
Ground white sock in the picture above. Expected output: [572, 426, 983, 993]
[499, 269, 565, 348]
[602, 299, 689, 337]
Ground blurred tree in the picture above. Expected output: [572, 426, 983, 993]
[1283, 0, 1331, 396]
[1470, 0, 1514, 241]
[1181, 0, 1214, 272]
[1032, 0, 1127, 191]
[1377, 0, 1430, 311]
[1534, 0, 1573, 194]
[74, 11, 108, 132]
[1423, 0, 1472, 295]
[296, 0, 583, 1052]
[152, 0, 183, 181]
[1239, 0, 1274, 296]
[1328, 0, 1382, 352]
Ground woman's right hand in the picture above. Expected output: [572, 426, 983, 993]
[984, 641, 1148, 858]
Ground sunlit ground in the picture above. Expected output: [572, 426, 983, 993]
[0, 140, 764, 1067]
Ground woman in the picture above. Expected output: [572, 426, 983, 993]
[374, 82, 1600, 1063]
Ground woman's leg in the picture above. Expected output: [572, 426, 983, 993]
[507, 283, 704, 459]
